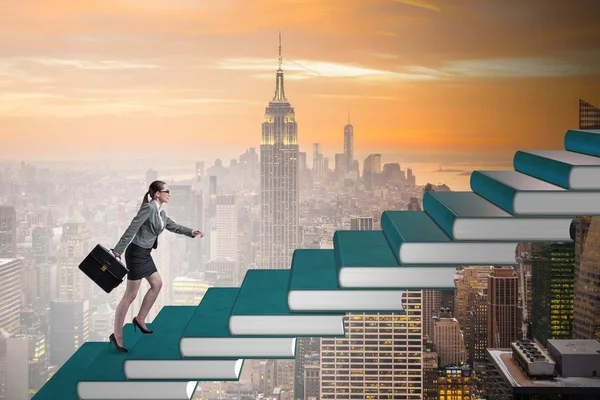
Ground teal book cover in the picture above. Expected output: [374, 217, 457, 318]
[564, 129, 600, 157]
[229, 269, 346, 336]
[127, 306, 196, 361]
[183, 287, 239, 338]
[31, 342, 107, 400]
[333, 230, 400, 269]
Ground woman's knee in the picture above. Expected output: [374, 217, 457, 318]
[152, 279, 163, 291]
[123, 292, 137, 303]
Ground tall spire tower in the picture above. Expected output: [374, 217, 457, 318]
[278, 31, 282, 70]
[259, 33, 299, 269]
[273, 31, 286, 102]
[344, 112, 354, 172]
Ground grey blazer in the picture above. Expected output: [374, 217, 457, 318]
[113, 201, 195, 255]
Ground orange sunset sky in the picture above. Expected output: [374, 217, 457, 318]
[0, 0, 599, 164]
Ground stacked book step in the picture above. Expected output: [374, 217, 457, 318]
[32, 129, 600, 399]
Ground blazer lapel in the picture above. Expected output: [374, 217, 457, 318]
[159, 210, 166, 231]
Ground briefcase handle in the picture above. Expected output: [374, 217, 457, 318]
[90, 252, 128, 280]
[110, 248, 121, 260]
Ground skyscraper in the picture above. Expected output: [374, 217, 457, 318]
[344, 114, 354, 172]
[312, 143, 323, 176]
[294, 337, 320, 400]
[572, 101, 600, 340]
[0, 206, 16, 258]
[0, 258, 21, 336]
[579, 99, 600, 129]
[422, 290, 441, 341]
[573, 216, 600, 340]
[487, 267, 518, 348]
[259, 33, 299, 269]
[320, 220, 423, 399]
[215, 195, 237, 260]
[530, 242, 575, 346]
[49, 300, 89, 366]
[58, 212, 92, 300]
[433, 316, 467, 367]
[320, 297, 423, 399]
[350, 217, 373, 231]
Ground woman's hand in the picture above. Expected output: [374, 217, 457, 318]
[112, 249, 121, 258]
[193, 230, 204, 238]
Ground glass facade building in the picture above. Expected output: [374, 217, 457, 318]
[530, 242, 575, 346]
[579, 99, 600, 129]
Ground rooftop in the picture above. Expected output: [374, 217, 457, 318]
[548, 339, 600, 355]
[488, 349, 600, 389]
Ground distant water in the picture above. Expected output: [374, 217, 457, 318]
[407, 162, 512, 191]
[142, 161, 512, 192]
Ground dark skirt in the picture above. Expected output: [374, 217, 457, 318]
[124, 242, 157, 281]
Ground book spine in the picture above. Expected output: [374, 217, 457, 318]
[564, 129, 600, 157]
[332, 231, 345, 274]
[288, 249, 301, 290]
[422, 192, 458, 239]
[470, 171, 517, 214]
[380, 211, 404, 264]
[513, 150, 571, 189]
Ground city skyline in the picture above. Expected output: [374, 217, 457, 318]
[1, 0, 599, 163]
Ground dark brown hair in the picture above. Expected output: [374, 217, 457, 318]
[141, 180, 166, 209]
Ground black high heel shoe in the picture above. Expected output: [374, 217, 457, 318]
[109, 333, 128, 353]
[133, 317, 154, 334]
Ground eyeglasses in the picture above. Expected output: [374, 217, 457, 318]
[159, 190, 170, 194]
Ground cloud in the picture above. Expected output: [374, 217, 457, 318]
[251, 73, 311, 81]
[438, 57, 590, 78]
[34, 58, 162, 70]
[393, 0, 440, 12]
[216, 57, 438, 82]
[0, 88, 261, 117]
[216, 54, 591, 84]
[312, 94, 399, 100]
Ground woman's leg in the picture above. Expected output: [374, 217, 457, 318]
[114, 277, 142, 345]
[136, 271, 163, 329]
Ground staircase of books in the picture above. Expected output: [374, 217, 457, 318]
[32, 129, 600, 400]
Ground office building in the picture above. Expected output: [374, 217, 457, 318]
[57, 212, 92, 300]
[485, 339, 600, 399]
[530, 242, 575, 345]
[344, 115, 354, 172]
[573, 216, 600, 340]
[321, 293, 423, 399]
[49, 300, 90, 366]
[0, 206, 16, 258]
[259, 34, 299, 269]
[579, 99, 600, 129]
[433, 316, 467, 367]
[350, 217, 373, 231]
[487, 267, 518, 349]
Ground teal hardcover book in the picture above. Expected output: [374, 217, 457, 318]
[181, 288, 297, 359]
[80, 323, 143, 382]
[470, 170, 600, 216]
[229, 269, 346, 337]
[332, 230, 459, 289]
[380, 211, 518, 265]
[564, 129, 600, 158]
[422, 191, 573, 241]
[32, 342, 106, 400]
[513, 150, 600, 190]
[288, 248, 405, 312]
[124, 306, 243, 381]
[76, 324, 199, 400]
